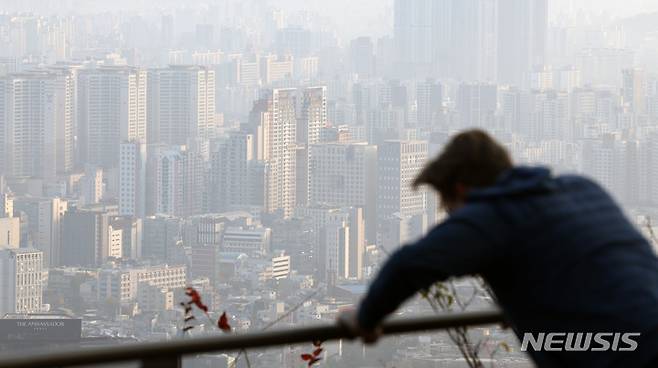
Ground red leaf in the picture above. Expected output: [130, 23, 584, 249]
[185, 287, 209, 313]
[217, 311, 232, 333]
[312, 347, 323, 356]
[300, 354, 314, 361]
[307, 356, 321, 366]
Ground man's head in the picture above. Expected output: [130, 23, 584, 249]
[413, 129, 512, 212]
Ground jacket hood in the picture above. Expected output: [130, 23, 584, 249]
[467, 166, 555, 200]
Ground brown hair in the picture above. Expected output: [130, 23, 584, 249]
[413, 129, 512, 202]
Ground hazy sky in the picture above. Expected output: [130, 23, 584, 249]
[3, 0, 658, 40]
[551, 0, 658, 18]
[277, 0, 658, 39]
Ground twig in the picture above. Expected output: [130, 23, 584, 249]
[243, 349, 251, 368]
[231, 289, 321, 368]
[262, 289, 320, 331]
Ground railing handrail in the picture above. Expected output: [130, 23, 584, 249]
[0, 309, 504, 368]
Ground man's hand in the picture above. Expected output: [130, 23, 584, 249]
[336, 309, 382, 344]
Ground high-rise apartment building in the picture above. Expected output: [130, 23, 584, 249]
[528, 90, 571, 140]
[148, 65, 215, 145]
[78, 165, 103, 206]
[622, 68, 648, 115]
[451, 0, 498, 82]
[394, 0, 447, 78]
[394, 0, 497, 81]
[296, 86, 327, 207]
[119, 141, 147, 217]
[260, 55, 294, 85]
[498, 0, 548, 86]
[394, 0, 547, 83]
[416, 80, 442, 128]
[154, 146, 204, 218]
[298, 87, 327, 147]
[456, 82, 498, 129]
[209, 132, 255, 212]
[0, 70, 74, 179]
[349, 37, 376, 79]
[251, 89, 298, 218]
[78, 66, 147, 168]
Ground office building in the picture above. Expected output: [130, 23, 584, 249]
[13, 197, 67, 267]
[97, 264, 186, 303]
[308, 142, 377, 241]
[60, 207, 114, 267]
[222, 226, 272, 255]
[377, 140, 428, 245]
[0, 248, 44, 316]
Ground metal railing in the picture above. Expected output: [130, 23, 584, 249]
[0, 309, 504, 368]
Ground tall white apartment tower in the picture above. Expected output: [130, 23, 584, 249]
[148, 66, 215, 145]
[250, 89, 298, 218]
[298, 86, 327, 146]
[296, 86, 327, 207]
[0, 248, 44, 316]
[210, 132, 254, 212]
[0, 70, 74, 179]
[0, 77, 7, 175]
[78, 66, 147, 169]
[119, 141, 147, 217]
[155, 146, 204, 218]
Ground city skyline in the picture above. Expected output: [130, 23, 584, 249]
[0, 0, 657, 367]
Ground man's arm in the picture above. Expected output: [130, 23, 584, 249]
[357, 215, 504, 331]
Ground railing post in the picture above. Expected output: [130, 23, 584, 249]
[141, 355, 181, 368]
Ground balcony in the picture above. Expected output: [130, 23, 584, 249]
[0, 309, 504, 368]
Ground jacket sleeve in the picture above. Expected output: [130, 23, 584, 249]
[357, 215, 504, 330]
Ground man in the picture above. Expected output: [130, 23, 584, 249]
[340, 130, 658, 367]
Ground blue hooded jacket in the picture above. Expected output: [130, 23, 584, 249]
[358, 166, 658, 368]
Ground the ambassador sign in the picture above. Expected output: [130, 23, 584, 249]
[0, 319, 81, 341]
